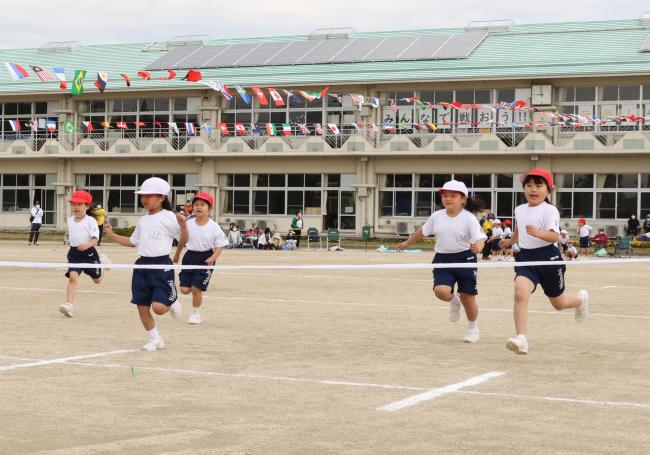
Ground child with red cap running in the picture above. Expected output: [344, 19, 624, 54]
[59, 190, 110, 318]
[397, 180, 487, 343]
[173, 192, 229, 324]
[500, 168, 589, 355]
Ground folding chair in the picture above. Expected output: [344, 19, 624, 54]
[614, 236, 633, 257]
[326, 228, 341, 249]
[306, 227, 321, 249]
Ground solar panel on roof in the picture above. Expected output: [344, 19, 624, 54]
[364, 36, 418, 61]
[433, 32, 486, 59]
[145, 45, 202, 70]
[330, 37, 385, 62]
[176, 45, 228, 68]
[265, 40, 321, 65]
[204, 43, 260, 67]
[235, 42, 290, 66]
[395, 34, 451, 60]
[298, 39, 352, 63]
[640, 33, 650, 52]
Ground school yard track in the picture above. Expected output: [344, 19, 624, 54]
[1, 240, 648, 454]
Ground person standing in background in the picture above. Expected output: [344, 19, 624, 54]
[290, 210, 303, 249]
[93, 204, 108, 246]
[28, 201, 44, 246]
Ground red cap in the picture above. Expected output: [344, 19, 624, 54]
[69, 190, 93, 204]
[579, 217, 587, 223]
[503, 219, 512, 226]
[520, 168, 553, 190]
[192, 192, 214, 207]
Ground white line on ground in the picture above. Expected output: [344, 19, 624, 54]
[460, 391, 650, 410]
[376, 371, 505, 412]
[0, 349, 138, 372]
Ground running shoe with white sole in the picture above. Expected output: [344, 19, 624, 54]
[142, 338, 165, 351]
[58, 303, 74, 318]
[575, 289, 589, 323]
[506, 334, 528, 355]
[99, 253, 111, 272]
[464, 325, 480, 343]
[448, 293, 462, 322]
[169, 301, 182, 319]
[187, 310, 202, 325]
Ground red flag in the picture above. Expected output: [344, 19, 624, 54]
[134, 121, 147, 127]
[120, 73, 131, 87]
[183, 69, 202, 82]
[514, 100, 527, 108]
[137, 71, 151, 80]
[251, 86, 268, 105]
[116, 121, 128, 129]
[82, 121, 94, 133]
[159, 69, 176, 80]
[234, 123, 246, 135]
[268, 88, 285, 107]
[320, 86, 329, 99]
[217, 122, 229, 135]
[154, 121, 162, 127]
[451, 101, 463, 109]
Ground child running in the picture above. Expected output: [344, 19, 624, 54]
[499, 169, 589, 355]
[104, 177, 188, 351]
[173, 192, 228, 324]
[397, 180, 486, 343]
[59, 190, 109, 317]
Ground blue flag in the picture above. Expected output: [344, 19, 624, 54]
[234, 85, 251, 104]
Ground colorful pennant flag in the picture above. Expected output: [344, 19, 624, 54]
[63, 120, 75, 133]
[82, 121, 94, 133]
[134, 121, 147, 128]
[314, 123, 325, 135]
[168, 122, 179, 134]
[183, 69, 202, 82]
[120, 73, 131, 87]
[159, 69, 176, 80]
[320, 86, 330, 99]
[71, 70, 87, 95]
[53, 67, 67, 89]
[268, 88, 285, 107]
[29, 120, 37, 131]
[185, 123, 195, 135]
[217, 122, 229, 135]
[281, 123, 292, 136]
[234, 123, 246, 135]
[46, 120, 57, 132]
[94, 72, 108, 93]
[369, 123, 379, 133]
[234, 85, 251, 104]
[252, 87, 268, 105]
[8, 120, 21, 132]
[350, 94, 364, 108]
[327, 123, 340, 135]
[100, 121, 112, 128]
[370, 97, 380, 108]
[5, 62, 29, 81]
[30, 65, 57, 82]
[299, 90, 320, 102]
[390, 99, 397, 113]
[201, 123, 213, 134]
[427, 122, 437, 131]
[116, 121, 128, 129]
[265, 123, 277, 136]
[217, 83, 233, 101]
[137, 71, 151, 80]
[298, 124, 310, 135]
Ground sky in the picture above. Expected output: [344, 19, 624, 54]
[1, 0, 648, 48]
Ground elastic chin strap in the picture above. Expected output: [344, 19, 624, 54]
[150, 196, 164, 211]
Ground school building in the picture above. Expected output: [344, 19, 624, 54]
[1, 16, 650, 236]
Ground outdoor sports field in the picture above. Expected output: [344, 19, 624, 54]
[1, 240, 649, 454]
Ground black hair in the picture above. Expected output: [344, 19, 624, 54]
[522, 175, 551, 203]
[86, 207, 98, 219]
[192, 197, 212, 208]
[161, 197, 173, 212]
[464, 196, 484, 214]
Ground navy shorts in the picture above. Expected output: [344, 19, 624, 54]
[514, 244, 566, 298]
[179, 250, 214, 292]
[66, 246, 101, 279]
[432, 250, 478, 296]
[131, 255, 177, 306]
[579, 236, 590, 249]
[491, 238, 501, 251]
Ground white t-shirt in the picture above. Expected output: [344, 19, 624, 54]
[578, 224, 592, 237]
[130, 210, 181, 257]
[503, 226, 512, 237]
[567, 245, 578, 256]
[67, 215, 99, 247]
[514, 202, 560, 249]
[31, 206, 44, 224]
[257, 232, 268, 246]
[491, 227, 504, 240]
[421, 209, 487, 253]
[559, 234, 570, 245]
[186, 218, 229, 252]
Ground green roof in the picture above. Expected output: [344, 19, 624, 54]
[1, 18, 650, 95]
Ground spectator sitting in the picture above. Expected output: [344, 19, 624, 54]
[592, 228, 609, 251]
[558, 229, 570, 255]
[643, 214, 650, 235]
[256, 227, 272, 249]
[270, 232, 283, 250]
[626, 214, 640, 237]
[284, 229, 298, 250]
[565, 241, 578, 260]
[226, 223, 243, 248]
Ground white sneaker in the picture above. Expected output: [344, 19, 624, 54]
[575, 290, 589, 323]
[99, 253, 111, 271]
[142, 338, 165, 351]
[464, 324, 480, 343]
[58, 303, 74, 318]
[187, 310, 202, 325]
[448, 293, 461, 322]
[506, 334, 528, 354]
[169, 301, 182, 319]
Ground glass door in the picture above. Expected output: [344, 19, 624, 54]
[325, 190, 356, 230]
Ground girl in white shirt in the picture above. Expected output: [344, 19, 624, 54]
[59, 190, 108, 318]
[105, 177, 188, 351]
[577, 218, 592, 257]
[174, 193, 228, 325]
[397, 180, 486, 343]
[489, 219, 504, 259]
[500, 169, 589, 355]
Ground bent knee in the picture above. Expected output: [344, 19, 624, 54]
[180, 287, 191, 295]
[151, 303, 168, 315]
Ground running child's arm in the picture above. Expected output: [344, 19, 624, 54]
[76, 237, 98, 252]
[103, 224, 135, 247]
[173, 213, 189, 263]
[206, 246, 224, 265]
[396, 227, 425, 251]
[526, 225, 559, 243]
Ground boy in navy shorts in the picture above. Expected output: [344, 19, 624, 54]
[500, 169, 589, 355]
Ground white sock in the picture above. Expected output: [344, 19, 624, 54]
[467, 320, 478, 330]
[192, 307, 201, 313]
[147, 327, 160, 340]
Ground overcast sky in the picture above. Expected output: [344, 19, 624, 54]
[1, 0, 648, 48]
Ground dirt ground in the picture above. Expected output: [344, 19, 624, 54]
[0, 240, 649, 454]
